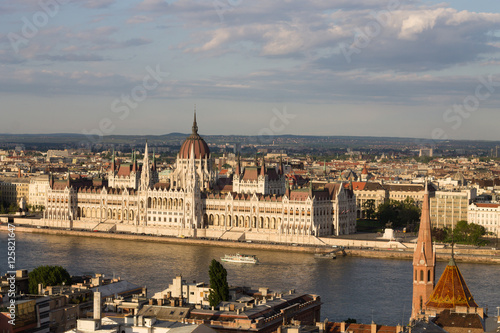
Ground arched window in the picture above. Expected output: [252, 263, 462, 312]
[420, 270, 424, 282]
[427, 270, 431, 282]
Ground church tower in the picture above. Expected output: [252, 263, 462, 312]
[411, 182, 436, 320]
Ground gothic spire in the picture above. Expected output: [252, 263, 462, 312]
[411, 179, 436, 320]
[152, 148, 156, 171]
[132, 150, 137, 172]
[140, 141, 151, 190]
[111, 148, 115, 172]
[279, 154, 283, 175]
[192, 106, 198, 135]
[236, 153, 241, 175]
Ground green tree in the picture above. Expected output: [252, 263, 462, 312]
[450, 220, 486, 246]
[8, 202, 20, 213]
[432, 227, 449, 242]
[208, 259, 229, 307]
[29, 265, 71, 294]
[362, 199, 376, 220]
[377, 201, 398, 227]
[399, 197, 421, 226]
[377, 198, 421, 229]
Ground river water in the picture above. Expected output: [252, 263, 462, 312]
[1, 231, 498, 326]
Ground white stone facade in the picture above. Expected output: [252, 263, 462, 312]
[468, 202, 500, 236]
[40, 119, 357, 240]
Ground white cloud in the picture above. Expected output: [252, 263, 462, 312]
[127, 15, 154, 24]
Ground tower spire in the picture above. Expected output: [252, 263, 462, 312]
[132, 150, 137, 172]
[140, 141, 150, 190]
[411, 179, 435, 320]
[236, 153, 241, 175]
[152, 148, 156, 172]
[279, 154, 283, 175]
[111, 148, 115, 173]
[192, 106, 198, 135]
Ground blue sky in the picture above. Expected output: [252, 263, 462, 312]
[1, 0, 500, 141]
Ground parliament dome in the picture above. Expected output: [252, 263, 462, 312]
[179, 113, 210, 159]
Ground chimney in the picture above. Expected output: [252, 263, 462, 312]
[371, 322, 377, 333]
[93, 290, 102, 322]
[341, 322, 346, 332]
[38, 283, 43, 295]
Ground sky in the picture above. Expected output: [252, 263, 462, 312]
[1, 0, 500, 141]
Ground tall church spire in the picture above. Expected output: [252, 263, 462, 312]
[236, 154, 241, 175]
[140, 141, 150, 190]
[411, 181, 436, 321]
[152, 148, 156, 172]
[279, 154, 283, 175]
[111, 149, 115, 173]
[132, 150, 137, 172]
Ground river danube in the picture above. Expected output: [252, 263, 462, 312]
[1, 231, 498, 326]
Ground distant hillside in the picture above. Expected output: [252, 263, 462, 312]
[0, 133, 498, 156]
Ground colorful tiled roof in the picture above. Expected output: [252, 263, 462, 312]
[426, 258, 478, 310]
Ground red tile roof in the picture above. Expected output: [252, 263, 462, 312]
[426, 258, 478, 310]
[241, 167, 260, 181]
[475, 203, 499, 208]
[117, 164, 132, 177]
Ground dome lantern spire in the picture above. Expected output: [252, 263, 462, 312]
[192, 105, 198, 135]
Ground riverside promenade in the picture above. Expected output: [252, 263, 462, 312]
[2, 223, 499, 264]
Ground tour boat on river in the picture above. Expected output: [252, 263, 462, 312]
[221, 253, 259, 264]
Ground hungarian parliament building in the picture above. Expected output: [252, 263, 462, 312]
[41, 116, 357, 242]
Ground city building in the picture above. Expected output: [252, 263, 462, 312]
[29, 175, 51, 208]
[349, 182, 387, 219]
[184, 290, 321, 333]
[385, 184, 434, 208]
[430, 189, 476, 229]
[153, 276, 210, 307]
[40, 115, 357, 241]
[468, 202, 500, 236]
